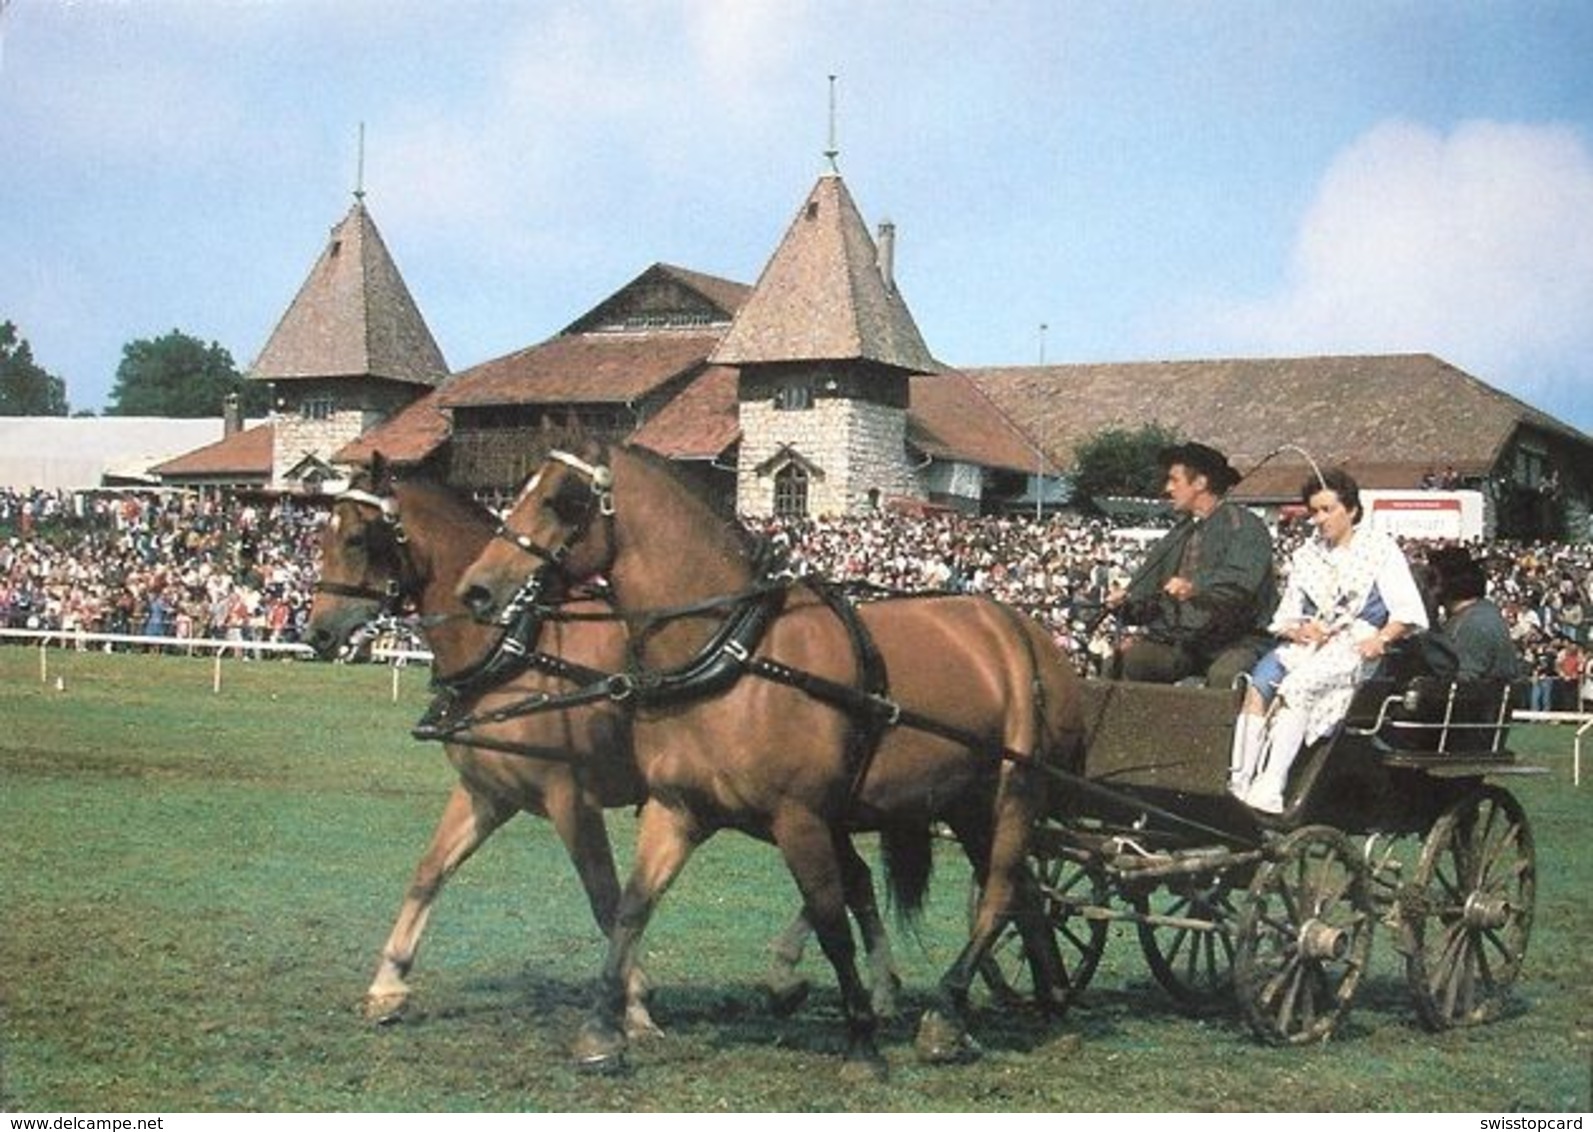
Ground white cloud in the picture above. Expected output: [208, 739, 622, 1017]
[1199, 119, 1593, 409]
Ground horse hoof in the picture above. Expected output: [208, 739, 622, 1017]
[573, 1048, 629, 1076]
[571, 1018, 629, 1075]
[764, 976, 811, 1017]
[363, 993, 409, 1026]
[914, 1009, 982, 1065]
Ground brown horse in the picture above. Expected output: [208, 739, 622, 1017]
[456, 441, 1086, 1079]
[306, 456, 899, 1033]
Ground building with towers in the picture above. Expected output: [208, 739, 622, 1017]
[250, 194, 448, 492]
[150, 130, 1593, 539]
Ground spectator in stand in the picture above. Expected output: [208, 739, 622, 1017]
[1555, 640, 1584, 711]
[1528, 644, 1558, 713]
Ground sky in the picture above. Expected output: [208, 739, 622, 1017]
[4, 0, 1593, 435]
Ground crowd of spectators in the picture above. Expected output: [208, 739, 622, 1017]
[2, 485, 1590, 707]
[1, 486, 323, 656]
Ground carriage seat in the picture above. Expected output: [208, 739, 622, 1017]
[1342, 676, 1520, 757]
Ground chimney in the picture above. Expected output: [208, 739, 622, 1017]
[223, 392, 242, 438]
[876, 220, 896, 292]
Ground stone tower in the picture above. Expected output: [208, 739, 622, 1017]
[710, 171, 938, 517]
[249, 196, 448, 492]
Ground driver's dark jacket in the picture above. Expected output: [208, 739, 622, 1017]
[1119, 500, 1278, 659]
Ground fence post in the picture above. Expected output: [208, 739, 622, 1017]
[213, 649, 223, 694]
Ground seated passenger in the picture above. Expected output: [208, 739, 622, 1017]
[1105, 443, 1277, 689]
[1229, 468, 1429, 814]
[1426, 546, 1521, 682]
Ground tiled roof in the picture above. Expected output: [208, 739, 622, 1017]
[250, 200, 448, 387]
[907, 370, 1047, 473]
[649, 263, 755, 320]
[150, 422, 274, 478]
[630, 365, 740, 459]
[710, 173, 938, 374]
[437, 330, 723, 408]
[964, 354, 1590, 494]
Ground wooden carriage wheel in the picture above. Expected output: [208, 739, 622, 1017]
[1403, 785, 1535, 1029]
[973, 850, 1110, 1011]
[1133, 873, 1239, 1015]
[1234, 826, 1375, 1044]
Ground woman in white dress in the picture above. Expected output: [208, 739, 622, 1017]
[1230, 468, 1429, 814]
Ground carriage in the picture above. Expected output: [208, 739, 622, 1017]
[977, 672, 1538, 1045]
[313, 442, 1542, 1078]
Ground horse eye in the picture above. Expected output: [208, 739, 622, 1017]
[546, 483, 587, 524]
[346, 532, 367, 550]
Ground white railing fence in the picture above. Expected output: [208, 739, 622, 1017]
[0, 627, 432, 701]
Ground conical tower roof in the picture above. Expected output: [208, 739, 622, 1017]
[250, 199, 448, 386]
[710, 172, 937, 374]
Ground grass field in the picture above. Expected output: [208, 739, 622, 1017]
[1, 647, 1589, 1112]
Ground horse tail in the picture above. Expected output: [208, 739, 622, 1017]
[879, 819, 934, 926]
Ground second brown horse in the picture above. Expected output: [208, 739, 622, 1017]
[457, 441, 1086, 1079]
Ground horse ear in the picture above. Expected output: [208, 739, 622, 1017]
[369, 451, 391, 491]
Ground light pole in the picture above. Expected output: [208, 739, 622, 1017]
[1036, 323, 1048, 520]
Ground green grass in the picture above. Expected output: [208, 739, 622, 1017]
[1, 648, 1589, 1112]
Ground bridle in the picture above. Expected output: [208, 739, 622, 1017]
[487, 449, 616, 620]
[313, 487, 411, 610]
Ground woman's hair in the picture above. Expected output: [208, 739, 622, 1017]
[1302, 466, 1362, 523]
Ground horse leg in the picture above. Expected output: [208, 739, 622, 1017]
[918, 763, 1065, 1063]
[764, 841, 899, 1019]
[839, 836, 902, 1018]
[763, 911, 814, 1017]
[365, 781, 515, 1024]
[543, 777, 661, 1040]
[773, 814, 885, 1082]
[571, 799, 700, 1074]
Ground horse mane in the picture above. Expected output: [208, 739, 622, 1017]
[393, 472, 498, 532]
[617, 441, 760, 558]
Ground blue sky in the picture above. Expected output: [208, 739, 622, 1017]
[4, 0, 1593, 434]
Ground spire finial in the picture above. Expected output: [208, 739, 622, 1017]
[354, 122, 366, 202]
[823, 74, 839, 172]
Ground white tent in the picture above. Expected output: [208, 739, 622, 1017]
[0, 417, 247, 489]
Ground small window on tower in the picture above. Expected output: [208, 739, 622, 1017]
[302, 397, 335, 421]
[775, 384, 813, 411]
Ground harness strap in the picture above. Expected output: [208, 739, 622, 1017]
[806, 579, 893, 806]
[313, 578, 400, 604]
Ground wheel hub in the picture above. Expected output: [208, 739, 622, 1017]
[1297, 918, 1350, 961]
[1463, 892, 1512, 931]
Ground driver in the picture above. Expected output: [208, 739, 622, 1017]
[1105, 442, 1277, 689]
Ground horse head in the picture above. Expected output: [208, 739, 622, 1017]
[457, 442, 617, 623]
[306, 453, 414, 659]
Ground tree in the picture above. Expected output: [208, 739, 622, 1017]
[106, 329, 266, 417]
[0, 320, 69, 416]
[1071, 422, 1185, 505]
